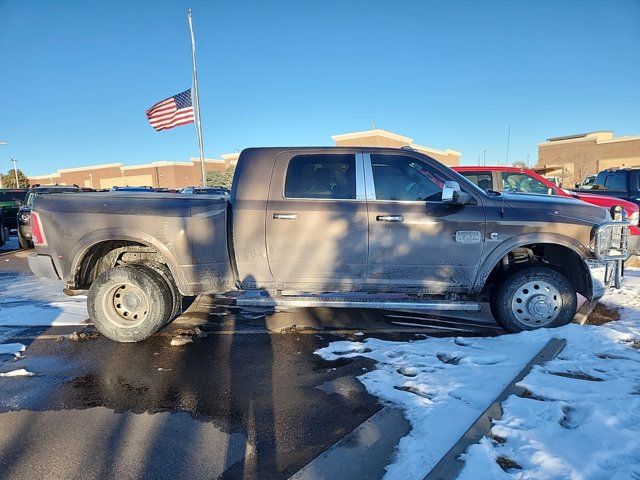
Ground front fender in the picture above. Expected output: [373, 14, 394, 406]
[474, 232, 591, 294]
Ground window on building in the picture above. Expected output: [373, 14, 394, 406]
[501, 172, 549, 194]
[459, 172, 492, 191]
[284, 154, 356, 199]
[370, 154, 445, 201]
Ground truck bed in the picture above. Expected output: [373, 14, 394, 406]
[32, 192, 234, 295]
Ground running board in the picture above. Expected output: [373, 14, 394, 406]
[235, 293, 481, 312]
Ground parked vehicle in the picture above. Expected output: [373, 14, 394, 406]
[28, 147, 629, 342]
[576, 175, 596, 189]
[454, 166, 640, 256]
[0, 217, 7, 247]
[574, 168, 640, 204]
[0, 188, 28, 230]
[179, 186, 230, 196]
[18, 185, 82, 248]
[109, 186, 155, 192]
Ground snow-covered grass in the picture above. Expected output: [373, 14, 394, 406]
[316, 270, 640, 480]
[0, 273, 88, 327]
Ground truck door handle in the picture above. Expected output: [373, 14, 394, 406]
[376, 215, 404, 222]
[273, 213, 299, 220]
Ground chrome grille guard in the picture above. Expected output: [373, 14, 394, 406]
[594, 221, 630, 261]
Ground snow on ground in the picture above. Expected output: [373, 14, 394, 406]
[316, 269, 640, 480]
[0, 272, 88, 327]
[0, 368, 35, 377]
[0, 343, 25, 357]
[0, 236, 18, 253]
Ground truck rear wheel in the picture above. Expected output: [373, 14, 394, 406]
[490, 266, 577, 332]
[135, 260, 182, 323]
[88, 265, 173, 342]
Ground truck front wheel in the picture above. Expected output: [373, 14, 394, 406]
[88, 265, 173, 342]
[490, 266, 577, 332]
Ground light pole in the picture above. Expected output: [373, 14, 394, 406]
[0, 142, 6, 187]
[483, 149, 487, 166]
[10, 158, 19, 188]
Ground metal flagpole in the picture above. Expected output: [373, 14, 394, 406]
[188, 9, 207, 187]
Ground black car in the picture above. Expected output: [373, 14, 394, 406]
[18, 185, 81, 248]
[0, 217, 8, 248]
[0, 188, 28, 230]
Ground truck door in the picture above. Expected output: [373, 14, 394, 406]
[266, 150, 368, 290]
[364, 152, 485, 293]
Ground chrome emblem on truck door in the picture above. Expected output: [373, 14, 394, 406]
[455, 231, 482, 244]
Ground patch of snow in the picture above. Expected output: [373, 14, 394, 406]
[0, 236, 18, 252]
[316, 268, 640, 479]
[0, 273, 88, 326]
[0, 368, 35, 377]
[0, 343, 26, 357]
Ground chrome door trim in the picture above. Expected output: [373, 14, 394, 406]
[355, 152, 366, 200]
[363, 153, 376, 200]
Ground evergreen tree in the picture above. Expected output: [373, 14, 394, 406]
[206, 166, 235, 189]
[1, 169, 30, 188]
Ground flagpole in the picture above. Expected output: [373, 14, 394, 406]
[188, 8, 206, 187]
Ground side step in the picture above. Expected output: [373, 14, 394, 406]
[235, 292, 481, 312]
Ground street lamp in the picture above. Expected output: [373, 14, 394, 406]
[10, 159, 19, 188]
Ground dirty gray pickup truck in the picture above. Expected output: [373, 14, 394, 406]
[28, 147, 629, 342]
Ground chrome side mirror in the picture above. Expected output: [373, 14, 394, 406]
[442, 181, 470, 205]
[442, 181, 459, 203]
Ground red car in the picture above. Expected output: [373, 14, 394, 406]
[454, 166, 640, 254]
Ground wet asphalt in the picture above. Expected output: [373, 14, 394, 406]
[0, 240, 504, 479]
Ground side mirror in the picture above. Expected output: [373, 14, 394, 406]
[442, 181, 470, 205]
[575, 183, 580, 188]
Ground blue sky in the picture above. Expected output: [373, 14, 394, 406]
[1, 0, 639, 176]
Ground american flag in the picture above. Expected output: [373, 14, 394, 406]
[146, 89, 195, 131]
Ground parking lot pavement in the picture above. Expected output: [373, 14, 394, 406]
[0, 248, 504, 479]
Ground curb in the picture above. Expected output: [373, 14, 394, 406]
[424, 337, 566, 480]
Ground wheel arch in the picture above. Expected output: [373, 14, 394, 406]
[68, 229, 189, 294]
[476, 233, 593, 301]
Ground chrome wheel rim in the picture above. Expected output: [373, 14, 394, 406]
[511, 279, 562, 327]
[103, 283, 149, 327]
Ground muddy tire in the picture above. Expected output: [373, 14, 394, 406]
[88, 265, 173, 342]
[135, 260, 182, 323]
[490, 266, 577, 332]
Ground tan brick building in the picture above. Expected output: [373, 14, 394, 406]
[29, 129, 460, 188]
[332, 129, 461, 166]
[29, 157, 239, 189]
[536, 131, 640, 187]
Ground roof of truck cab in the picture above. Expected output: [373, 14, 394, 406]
[453, 166, 528, 172]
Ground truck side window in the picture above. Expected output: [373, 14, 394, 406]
[284, 154, 356, 199]
[370, 154, 445, 201]
[501, 172, 548, 194]
[603, 172, 626, 191]
[459, 172, 492, 191]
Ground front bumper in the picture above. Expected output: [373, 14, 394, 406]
[27, 254, 60, 280]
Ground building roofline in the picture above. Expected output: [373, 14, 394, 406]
[57, 162, 123, 173]
[412, 143, 461, 157]
[331, 129, 414, 144]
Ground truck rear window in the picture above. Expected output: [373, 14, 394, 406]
[284, 154, 356, 199]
